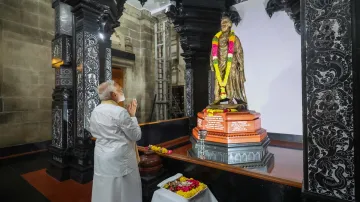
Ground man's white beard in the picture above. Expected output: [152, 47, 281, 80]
[118, 94, 125, 102]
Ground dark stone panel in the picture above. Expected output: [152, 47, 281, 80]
[352, 0, 360, 201]
[302, 0, 355, 201]
[137, 118, 190, 147]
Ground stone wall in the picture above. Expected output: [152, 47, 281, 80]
[111, 3, 157, 123]
[0, 0, 54, 148]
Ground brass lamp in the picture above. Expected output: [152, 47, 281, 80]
[51, 35, 72, 68]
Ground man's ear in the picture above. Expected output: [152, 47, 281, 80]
[110, 91, 116, 98]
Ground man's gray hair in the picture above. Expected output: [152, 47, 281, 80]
[97, 80, 117, 101]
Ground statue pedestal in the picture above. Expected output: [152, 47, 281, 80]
[189, 110, 274, 172]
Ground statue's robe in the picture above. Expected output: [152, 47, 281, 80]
[210, 32, 247, 104]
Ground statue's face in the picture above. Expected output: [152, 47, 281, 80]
[221, 17, 232, 32]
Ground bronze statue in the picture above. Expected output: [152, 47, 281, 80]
[210, 9, 247, 108]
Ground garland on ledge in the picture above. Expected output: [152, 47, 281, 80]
[212, 30, 236, 99]
[163, 176, 207, 199]
[205, 108, 238, 116]
[147, 145, 173, 154]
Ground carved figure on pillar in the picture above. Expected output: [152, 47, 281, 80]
[210, 8, 247, 107]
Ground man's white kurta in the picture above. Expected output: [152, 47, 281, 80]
[90, 101, 142, 202]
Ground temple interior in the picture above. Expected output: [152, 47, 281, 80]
[0, 0, 359, 202]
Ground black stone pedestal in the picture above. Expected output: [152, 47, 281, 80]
[47, 145, 70, 181]
[189, 136, 274, 172]
[70, 163, 93, 184]
[46, 159, 70, 181]
[70, 146, 94, 184]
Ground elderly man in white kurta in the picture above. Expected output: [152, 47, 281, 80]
[90, 80, 142, 202]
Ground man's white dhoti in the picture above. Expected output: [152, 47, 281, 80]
[90, 100, 142, 202]
[91, 167, 142, 202]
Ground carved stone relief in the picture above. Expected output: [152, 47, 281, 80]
[105, 48, 112, 81]
[67, 109, 74, 148]
[52, 109, 63, 148]
[185, 69, 194, 117]
[304, 0, 354, 200]
[83, 31, 100, 136]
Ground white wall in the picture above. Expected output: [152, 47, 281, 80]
[233, 0, 302, 135]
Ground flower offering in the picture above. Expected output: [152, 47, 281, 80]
[162, 176, 207, 199]
[147, 145, 173, 154]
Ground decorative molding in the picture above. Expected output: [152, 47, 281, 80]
[53, 1, 73, 36]
[185, 69, 194, 117]
[303, 0, 354, 200]
[76, 32, 85, 139]
[105, 48, 112, 81]
[52, 108, 63, 148]
[266, 0, 300, 34]
[52, 35, 72, 67]
[83, 31, 100, 135]
[55, 67, 73, 87]
[67, 109, 74, 148]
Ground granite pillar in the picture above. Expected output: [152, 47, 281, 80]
[67, 0, 125, 184]
[302, 0, 360, 201]
[47, 0, 74, 181]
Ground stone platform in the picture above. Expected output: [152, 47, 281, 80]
[190, 109, 274, 172]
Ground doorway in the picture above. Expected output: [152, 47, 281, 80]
[112, 67, 124, 107]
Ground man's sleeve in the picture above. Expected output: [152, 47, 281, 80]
[118, 109, 142, 141]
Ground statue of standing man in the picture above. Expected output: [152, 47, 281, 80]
[210, 8, 247, 109]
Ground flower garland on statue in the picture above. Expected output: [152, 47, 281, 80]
[147, 145, 173, 154]
[212, 30, 236, 100]
[163, 176, 207, 199]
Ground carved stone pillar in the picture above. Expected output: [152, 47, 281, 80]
[166, 0, 230, 123]
[47, 0, 74, 181]
[68, 0, 125, 184]
[302, 0, 360, 201]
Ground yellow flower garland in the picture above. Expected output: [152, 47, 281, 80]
[212, 30, 236, 99]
